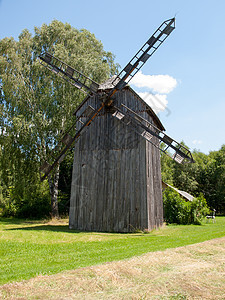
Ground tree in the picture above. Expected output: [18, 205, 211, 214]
[206, 145, 225, 213]
[161, 145, 225, 214]
[161, 141, 199, 195]
[0, 20, 118, 217]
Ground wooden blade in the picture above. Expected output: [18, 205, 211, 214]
[108, 18, 175, 98]
[40, 103, 105, 181]
[111, 104, 194, 164]
[39, 52, 99, 95]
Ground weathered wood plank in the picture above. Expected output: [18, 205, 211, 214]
[69, 87, 163, 232]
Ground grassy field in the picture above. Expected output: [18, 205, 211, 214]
[0, 217, 225, 286]
[1, 237, 224, 299]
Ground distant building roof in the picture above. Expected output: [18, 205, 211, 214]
[162, 181, 194, 202]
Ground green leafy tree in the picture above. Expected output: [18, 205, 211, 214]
[0, 20, 118, 217]
[206, 145, 225, 212]
[161, 144, 225, 214]
[160, 143, 175, 185]
[161, 141, 199, 194]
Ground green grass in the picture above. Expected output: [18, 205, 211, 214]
[0, 217, 225, 285]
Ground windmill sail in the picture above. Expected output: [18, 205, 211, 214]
[40, 103, 105, 181]
[108, 18, 175, 97]
[39, 52, 99, 95]
[38, 17, 194, 180]
[111, 104, 194, 164]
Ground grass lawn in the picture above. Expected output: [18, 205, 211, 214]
[0, 217, 225, 285]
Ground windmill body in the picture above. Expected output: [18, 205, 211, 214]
[39, 18, 194, 232]
[69, 81, 164, 232]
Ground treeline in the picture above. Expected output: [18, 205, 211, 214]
[161, 144, 225, 214]
[0, 146, 74, 218]
[1, 142, 224, 218]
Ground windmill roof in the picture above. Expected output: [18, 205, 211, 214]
[74, 76, 165, 131]
[98, 75, 119, 90]
[126, 85, 165, 131]
[162, 181, 194, 202]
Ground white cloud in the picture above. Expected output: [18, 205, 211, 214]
[130, 71, 177, 94]
[192, 140, 202, 145]
[137, 92, 168, 114]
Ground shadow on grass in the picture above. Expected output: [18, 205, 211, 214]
[5, 225, 143, 235]
[0, 217, 33, 224]
[0, 217, 60, 225]
[0, 218, 78, 233]
[3, 220, 143, 235]
[4, 224, 83, 234]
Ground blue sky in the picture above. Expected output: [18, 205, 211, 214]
[0, 0, 225, 154]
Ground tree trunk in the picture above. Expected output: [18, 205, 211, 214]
[48, 164, 60, 218]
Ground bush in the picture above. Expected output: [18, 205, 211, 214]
[0, 180, 51, 219]
[163, 188, 209, 225]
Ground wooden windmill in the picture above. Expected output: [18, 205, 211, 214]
[39, 18, 194, 232]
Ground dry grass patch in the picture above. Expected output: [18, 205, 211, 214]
[1, 237, 225, 299]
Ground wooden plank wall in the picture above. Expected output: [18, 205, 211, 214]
[69, 88, 163, 232]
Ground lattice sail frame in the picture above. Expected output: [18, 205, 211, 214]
[39, 52, 99, 95]
[108, 18, 175, 97]
[111, 104, 194, 164]
[39, 17, 194, 180]
[39, 103, 105, 181]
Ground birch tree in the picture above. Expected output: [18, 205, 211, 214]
[0, 20, 118, 217]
